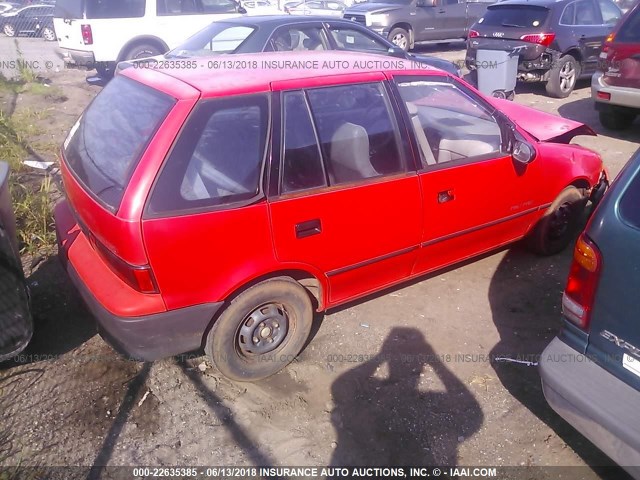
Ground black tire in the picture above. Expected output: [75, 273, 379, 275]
[95, 63, 115, 79]
[3, 23, 15, 37]
[545, 54, 580, 98]
[388, 27, 410, 52]
[205, 278, 313, 382]
[42, 26, 55, 41]
[599, 110, 636, 131]
[125, 43, 163, 60]
[527, 186, 586, 256]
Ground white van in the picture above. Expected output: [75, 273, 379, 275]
[53, 0, 244, 76]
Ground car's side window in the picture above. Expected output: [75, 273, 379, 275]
[573, 0, 600, 25]
[327, 26, 389, 53]
[597, 0, 620, 25]
[201, 0, 238, 13]
[281, 91, 327, 193]
[148, 95, 269, 215]
[395, 77, 502, 168]
[157, 0, 202, 15]
[265, 27, 327, 52]
[560, 1, 576, 24]
[306, 83, 405, 185]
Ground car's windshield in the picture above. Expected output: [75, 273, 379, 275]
[480, 5, 550, 28]
[167, 23, 256, 57]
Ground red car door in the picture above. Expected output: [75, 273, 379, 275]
[392, 75, 545, 274]
[268, 80, 422, 307]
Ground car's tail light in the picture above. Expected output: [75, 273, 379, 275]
[88, 233, 159, 294]
[597, 91, 611, 100]
[468, 29, 480, 38]
[562, 233, 602, 330]
[520, 32, 555, 47]
[81, 24, 93, 45]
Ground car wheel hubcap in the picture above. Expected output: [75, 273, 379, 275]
[237, 303, 289, 356]
[392, 34, 407, 49]
[44, 29, 54, 40]
[5, 25, 14, 35]
[559, 62, 576, 92]
[548, 203, 573, 241]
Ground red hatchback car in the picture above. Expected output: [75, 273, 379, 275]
[55, 52, 607, 381]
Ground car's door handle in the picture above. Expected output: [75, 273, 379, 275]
[295, 219, 322, 238]
[438, 190, 455, 203]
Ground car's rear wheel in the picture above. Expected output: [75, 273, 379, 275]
[205, 278, 314, 382]
[545, 55, 579, 98]
[3, 24, 15, 37]
[388, 27, 410, 51]
[599, 109, 637, 131]
[527, 186, 587, 256]
[42, 26, 55, 41]
[125, 43, 162, 60]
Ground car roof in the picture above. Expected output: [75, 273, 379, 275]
[123, 51, 443, 98]
[214, 14, 363, 26]
[489, 0, 563, 8]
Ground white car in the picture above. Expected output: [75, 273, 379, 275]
[286, 0, 345, 15]
[242, 0, 282, 14]
[53, 0, 244, 77]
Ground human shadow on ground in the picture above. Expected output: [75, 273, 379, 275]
[330, 327, 483, 466]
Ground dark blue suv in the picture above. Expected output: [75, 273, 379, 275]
[540, 148, 640, 479]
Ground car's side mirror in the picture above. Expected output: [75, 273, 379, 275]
[388, 46, 405, 57]
[237, 4, 247, 13]
[512, 139, 535, 165]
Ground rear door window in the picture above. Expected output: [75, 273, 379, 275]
[305, 83, 405, 185]
[597, 0, 621, 25]
[86, 0, 145, 18]
[148, 95, 269, 215]
[63, 76, 175, 211]
[480, 5, 550, 28]
[617, 7, 640, 42]
[619, 167, 640, 230]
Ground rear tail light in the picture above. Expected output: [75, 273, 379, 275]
[88, 233, 159, 294]
[520, 32, 556, 47]
[562, 233, 602, 330]
[81, 24, 93, 45]
[468, 29, 480, 38]
[597, 91, 611, 100]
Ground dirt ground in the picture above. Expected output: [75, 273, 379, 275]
[1, 38, 639, 478]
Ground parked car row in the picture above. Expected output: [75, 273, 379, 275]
[116, 16, 461, 76]
[0, 3, 55, 40]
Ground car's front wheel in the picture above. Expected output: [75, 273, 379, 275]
[3, 23, 15, 37]
[599, 109, 637, 131]
[42, 26, 55, 41]
[545, 54, 580, 98]
[388, 27, 410, 52]
[205, 278, 314, 382]
[527, 186, 587, 256]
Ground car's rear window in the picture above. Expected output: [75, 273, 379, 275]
[617, 7, 640, 42]
[480, 5, 550, 28]
[63, 76, 175, 211]
[619, 163, 640, 230]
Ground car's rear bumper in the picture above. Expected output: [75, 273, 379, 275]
[592, 71, 640, 111]
[60, 48, 96, 68]
[540, 337, 640, 478]
[55, 200, 222, 361]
